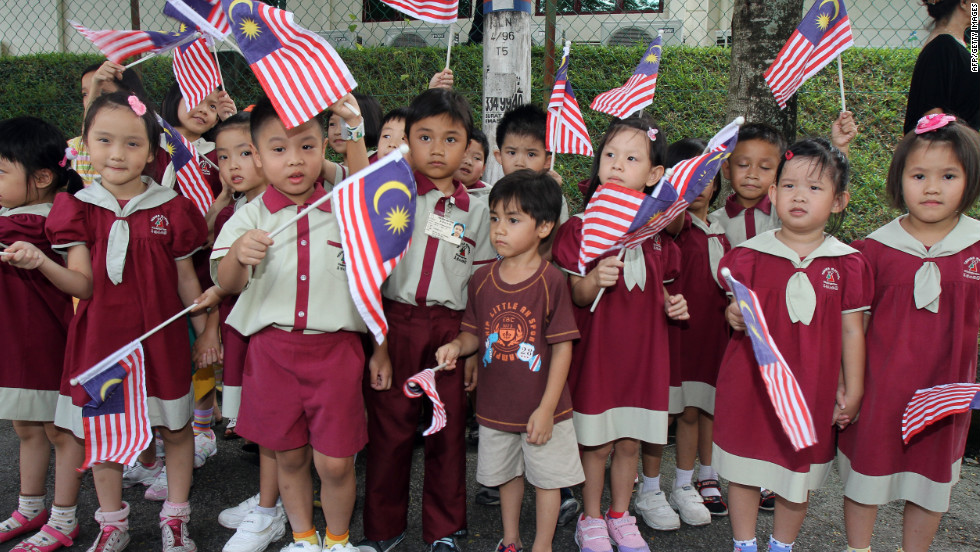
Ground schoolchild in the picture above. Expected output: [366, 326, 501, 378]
[456, 128, 490, 195]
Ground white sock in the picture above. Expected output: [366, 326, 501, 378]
[674, 468, 694, 489]
[641, 474, 661, 494]
[18, 495, 45, 519]
[48, 505, 78, 535]
[697, 465, 721, 498]
[254, 505, 277, 517]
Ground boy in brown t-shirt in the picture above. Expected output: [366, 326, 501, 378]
[437, 170, 583, 552]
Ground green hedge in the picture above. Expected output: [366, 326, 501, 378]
[3, 45, 968, 242]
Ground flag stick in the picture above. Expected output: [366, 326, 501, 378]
[211, 39, 225, 91]
[589, 248, 625, 312]
[407, 363, 448, 392]
[124, 31, 200, 69]
[444, 21, 453, 70]
[0, 251, 11, 257]
[550, 104, 563, 172]
[836, 55, 846, 113]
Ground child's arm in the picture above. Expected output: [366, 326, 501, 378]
[527, 340, 573, 445]
[831, 110, 857, 158]
[834, 310, 865, 429]
[3, 242, 94, 299]
[193, 309, 223, 369]
[725, 296, 745, 331]
[665, 212, 686, 236]
[176, 257, 208, 337]
[216, 229, 273, 293]
[330, 93, 369, 176]
[367, 338, 392, 391]
[85, 61, 125, 115]
[463, 354, 478, 392]
[435, 331, 480, 371]
[215, 90, 238, 121]
[569, 256, 623, 307]
[664, 286, 689, 320]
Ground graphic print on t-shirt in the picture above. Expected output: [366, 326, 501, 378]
[483, 302, 541, 372]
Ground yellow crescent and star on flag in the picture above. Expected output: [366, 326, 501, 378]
[228, 0, 262, 39]
[373, 181, 413, 234]
[100, 378, 123, 401]
[815, 0, 841, 31]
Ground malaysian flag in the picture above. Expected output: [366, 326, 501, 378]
[382, 0, 458, 24]
[721, 268, 817, 451]
[547, 43, 593, 157]
[74, 341, 152, 469]
[902, 383, 980, 444]
[164, 0, 232, 40]
[70, 22, 197, 64]
[577, 184, 671, 273]
[157, 115, 215, 217]
[590, 34, 662, 119]
[221, 0, 357, 129]
[333, 148, 416, 344]
[173, 35, 221, 112]
[403, 369, 447, 436]
[482, 0, 533, 13]
[764, 0, 854, 108]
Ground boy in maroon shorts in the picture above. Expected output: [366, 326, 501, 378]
[358, 89, 496, 552]
[212, 94, 389, 552]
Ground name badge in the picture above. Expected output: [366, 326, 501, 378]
[425, 214, 465, 246]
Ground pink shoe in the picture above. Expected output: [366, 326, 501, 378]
[605, 514, 650, 552]
[10, 523, 79, 552]
[0, 510, 49, 544]
[574, 516, 612, 552]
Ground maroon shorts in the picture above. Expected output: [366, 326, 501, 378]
[236, 327, 367, 457]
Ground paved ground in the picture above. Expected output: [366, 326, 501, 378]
[1, 421, 978, 552]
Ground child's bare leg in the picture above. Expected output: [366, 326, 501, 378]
[843, 497, 877, 549]
[44, 423, 84, 507]
[728, 482, 760, 541]
[499, 476, 524, 548]
[277, 446, 313, 533]
[138, 439, 157, 465]
[640, 442, 663, 480]
[312, 451, 355, 538]
[697, 414, 714, 465]
[159, 423, 194, 503]
[12, 421, 50, 497]
[581, 443, 614, 518]
[901, 501, 942, 552]
[675, 407, 700, 472]
[772, 494, 808, 544]
[609, 438, 639, 513]
[92, 462, 124, 512]
[258, 446, 280, 508]
[532, 487, 560, 552]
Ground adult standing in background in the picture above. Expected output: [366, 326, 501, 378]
[903, 0, 980, 134]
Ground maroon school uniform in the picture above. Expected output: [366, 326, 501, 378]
[0, 205, 73, 421]
[214, 199, 249, 418]
[46, 181, 207, 437]
[713, 232, 872, 503]
[838, 216, 980, 513]
[552, 217, 680, 446]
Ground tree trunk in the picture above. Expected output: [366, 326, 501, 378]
[725, 0, 804, 142]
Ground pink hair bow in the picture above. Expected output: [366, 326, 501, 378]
[914, 113, 955, 134]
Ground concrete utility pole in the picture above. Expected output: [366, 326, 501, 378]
[481, 10, 532, 186]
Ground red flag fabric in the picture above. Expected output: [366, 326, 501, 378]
[70, 22, 196, 64]
[382, 0, 459, 24]
[764, 0, 854, 108]
[590, 35, 662, 119]
[221, 0, 357, 129]
[547, 45, 593, 157]
[157, 115, 215, 217]
[403, 369, 447, 436]
[173, 36, 221, 112]
[901, 383, 980, 444]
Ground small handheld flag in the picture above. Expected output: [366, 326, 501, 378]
[164, 0, 232, 40]
[764, 0, 854, 109]
[173, 35, 222, 112]
[157, 115, 215, 217]
[721, 267, 817, 451]
[403, 367, 447, 436]
[381, 0, 459, 24]
[590, 34, 662, 119]
[70, 22, 197, 64]
[902, 383, 980, 444]
[547, 42, 593, 159]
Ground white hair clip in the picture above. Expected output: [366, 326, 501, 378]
[647, 128, 659, 142]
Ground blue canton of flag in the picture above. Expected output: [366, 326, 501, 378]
[81, 363, 128, 416]
[483, 0, 533, 13]
[164, 0, 231, 39]
[157, 115, 214, 217]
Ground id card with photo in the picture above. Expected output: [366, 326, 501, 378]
[424, 214, 463, 246]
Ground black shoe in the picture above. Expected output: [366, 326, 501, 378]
[475, 485, 500, 506]
[759, 488, 776, 511]
[355, 533, 405, 552]
[430, 537, 461, 552]
[557, 495, 581, 526]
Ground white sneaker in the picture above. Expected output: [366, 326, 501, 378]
[634, 489, 680, 531]
[193, 430, 217, 468]
[85, 526, 130, 552]
[161, 516, 197, 552]
[218, 494, 261, 529]
[145, 467, 169, 501]
[122, 459, 163, 488]
[222, 510, 286, 552]
[280, 536, 322, 551]
[325, 544, 358, 552]
[668, 485, 711, 526]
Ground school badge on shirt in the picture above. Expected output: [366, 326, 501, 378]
[821, 267, 840, 290]
[151, 214, 170, 236]
[965, 257, 980, 281]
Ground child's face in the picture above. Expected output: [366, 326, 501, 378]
[253, 117, 326, 205]
[215, 127, 266, 199]
[176, 90, 220, 139]
[722, 138, 782, 204]
[490, 199, 551, 259]
[0, 156, 28, 209]
[408, 114, 467, 186]
[80, 71, 118, 108]
[85, 106, 155, 191]
[494, 134, 549, 175]
[377, 118, 407, 159]
[688, 177, 717, 214]
[327, 113, 348, 156]
[597, 128, 662, 192]
[769, 157, 846, 234]
[455, 139, 486, 187]
[901, 141, 965, 226]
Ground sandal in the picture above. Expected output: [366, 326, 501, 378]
[694, 479, 728, 517]
[223, 417, 239, 439]
[759, 488, 776, 511]
[10, 523, 78, 552]
[0, 510, 49, 544]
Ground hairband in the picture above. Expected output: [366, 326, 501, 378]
[914, 113, 956, 134]
[59, 146, 78, 168]
[647, 128, 658, 142]
[785, 151, 794, 160]
[128, 95, 147, 117]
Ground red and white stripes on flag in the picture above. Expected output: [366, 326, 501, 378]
[403, 369, 447, 436]
[722, 269, 818, 451]
[577, 184, 648, 274]
[590, 35, 662, 119]
[901, 383, 980, 444]
[173, 36, 221, 112]
[70, 22, 195, 64]
[547, 43, 593, 157]
[157, 115, 215, 217]
[381, 0, 459, 23]
[764, 0, 854, 108]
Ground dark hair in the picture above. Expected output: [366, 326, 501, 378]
[248, 95, 326, 145]
[0, 117, 83, 200]
[470, 128, 490, 159]
[489, 169, 562, 237]
[738, 122, 788, 153]
[886, 116, 980, 213]
[923, 0, 961, 24]
[583, 112, 665, 205]
[80, 63, 149, 101]
[381, 106, 411, 128]
[667, 138, 722, 206]
[213, 111, 252, 142]
[495, 104, 547, 150]
[83, 91, 161, 158]
[354, 93, 383, 149]
[776, 138, 850, 233]
[405, 88, 473, 144]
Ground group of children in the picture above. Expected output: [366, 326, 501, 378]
[0, 56, 978, 552]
